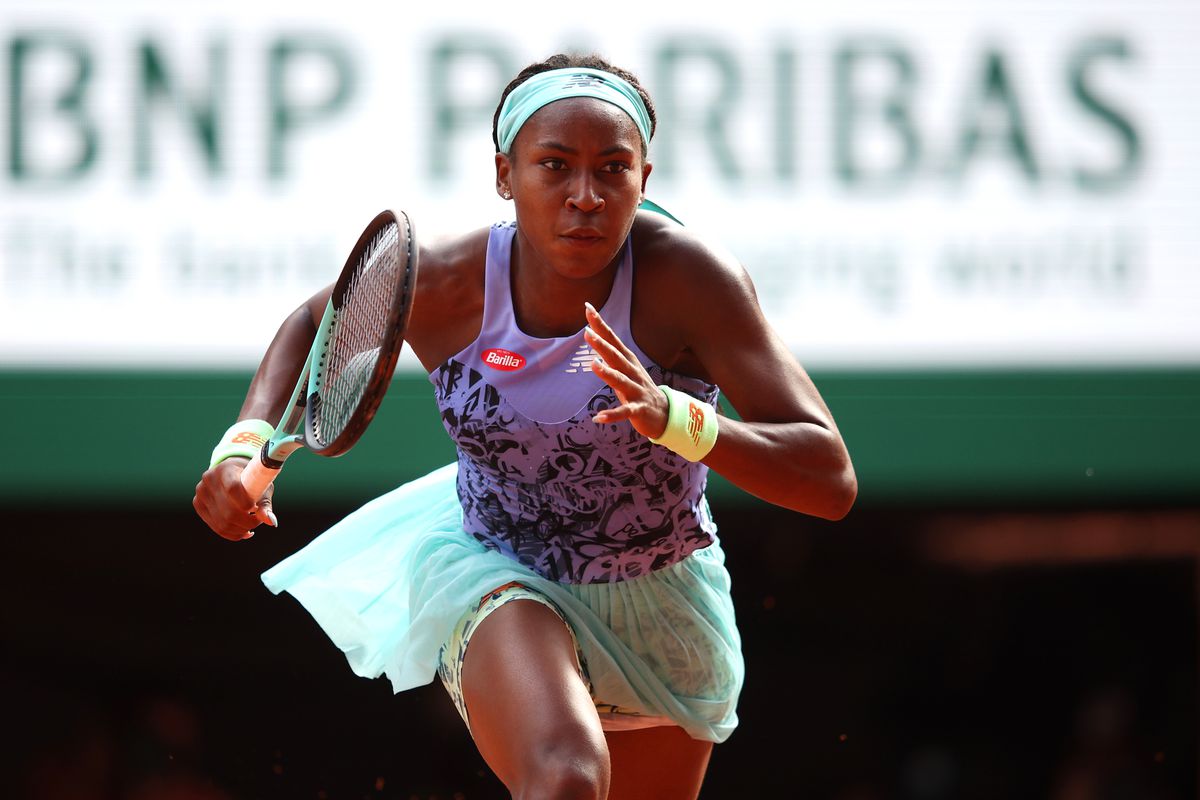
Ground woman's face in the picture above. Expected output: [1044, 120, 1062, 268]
[496, 97, 652, 281]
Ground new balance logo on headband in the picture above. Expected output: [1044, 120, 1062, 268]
[561, 74, 606, 90]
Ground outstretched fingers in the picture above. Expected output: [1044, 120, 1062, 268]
[584, 302, 638, 365]
[587, 335, 639, 390]
[583, 303, 647, 385]
[583, 303, 669, 439]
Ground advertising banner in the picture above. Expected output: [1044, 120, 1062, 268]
[2, 0, 1197, 369]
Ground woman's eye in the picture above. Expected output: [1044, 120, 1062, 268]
[541, 159, 567, 170]
[602, 162, 632, 174]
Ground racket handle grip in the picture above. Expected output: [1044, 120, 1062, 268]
[241, 453, 281, 502]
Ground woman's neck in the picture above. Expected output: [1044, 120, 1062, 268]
[509, 234, 622, 338]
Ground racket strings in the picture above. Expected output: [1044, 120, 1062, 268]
[312, 222, 402, 446]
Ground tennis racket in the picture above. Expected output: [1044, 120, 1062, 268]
[240, 209, 418, 501]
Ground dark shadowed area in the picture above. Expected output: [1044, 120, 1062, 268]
[4, 504, 1195, 799]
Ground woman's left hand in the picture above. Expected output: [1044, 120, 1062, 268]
[584, 302, 669, 440]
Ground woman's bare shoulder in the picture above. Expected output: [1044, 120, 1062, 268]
[417, 226, 490, 296]
[629, 211, 761, 378]
[406, 226, 491, 370]
[631, 211, 756, 309]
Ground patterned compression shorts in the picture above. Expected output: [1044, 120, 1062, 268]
[436, 581, 677, 734]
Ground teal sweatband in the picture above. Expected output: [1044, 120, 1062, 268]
[209, 419, 275, 469]
[649, 385, 719, 462]
[497, 67, 652, 153]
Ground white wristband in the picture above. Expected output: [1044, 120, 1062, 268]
[648, 385, 719, 462]
[209, 419, 275, 469]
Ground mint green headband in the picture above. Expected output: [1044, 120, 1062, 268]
[496, 67, 652, 154]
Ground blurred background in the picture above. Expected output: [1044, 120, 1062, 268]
[1, 0, 1197, 797]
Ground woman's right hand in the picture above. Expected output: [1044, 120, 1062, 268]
[191, 288, 325, 542]
[192, 458, 276, 541]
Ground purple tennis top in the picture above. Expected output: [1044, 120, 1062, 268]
[430, 222, 719, 584]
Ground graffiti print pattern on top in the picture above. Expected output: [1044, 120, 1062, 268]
[433, 358, 718, 584]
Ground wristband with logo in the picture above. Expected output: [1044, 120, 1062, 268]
[209, 419, 275, 469]
[648, 385, 719, 462]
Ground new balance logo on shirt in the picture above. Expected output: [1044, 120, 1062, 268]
[565, 344, 596, 374]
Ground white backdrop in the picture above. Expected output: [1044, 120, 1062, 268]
[1, 0, 1197, 369]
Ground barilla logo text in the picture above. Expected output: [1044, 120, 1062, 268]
[482, 348, 526, 371]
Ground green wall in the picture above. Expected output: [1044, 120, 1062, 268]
[2, 368, 1196, 509]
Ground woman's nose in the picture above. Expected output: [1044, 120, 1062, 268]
[566, 172, 604, 213]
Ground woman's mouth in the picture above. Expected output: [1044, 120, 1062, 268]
[561, 228, 605, 246]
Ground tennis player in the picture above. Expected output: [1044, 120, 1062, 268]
[194, 53, 856, 799]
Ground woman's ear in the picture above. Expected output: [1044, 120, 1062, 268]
[640, 161, 653, 200]
[495, 152, 513, 200]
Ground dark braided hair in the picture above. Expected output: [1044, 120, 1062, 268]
[492, 54, 657, 155]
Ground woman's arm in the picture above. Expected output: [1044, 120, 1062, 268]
[192, 284, 331, 540]
[586, 225, 857, 520]
[688, 311, 857, 520]
[191, 226, 489, 540]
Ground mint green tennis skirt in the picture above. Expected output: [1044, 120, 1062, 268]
[260, 463, 743, 743]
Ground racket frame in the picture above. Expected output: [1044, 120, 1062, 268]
[239, 209, 417, 501]
[306, 209, 416, 457]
